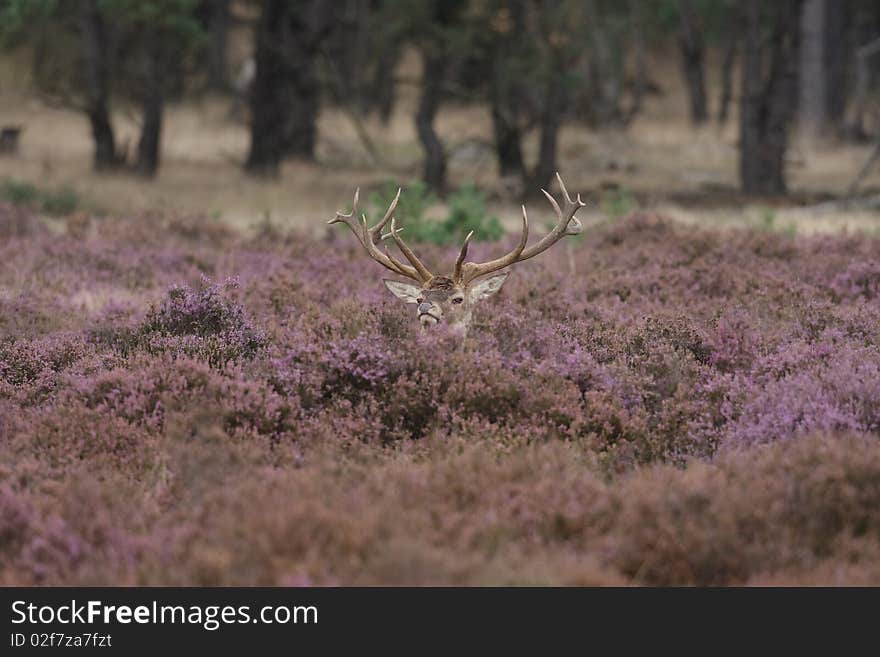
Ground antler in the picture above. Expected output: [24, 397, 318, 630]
[331, 174, 584, 287]
[455, 173, 585, 285]
[388, 217, 434, 281]
[328, 188, 434, 283]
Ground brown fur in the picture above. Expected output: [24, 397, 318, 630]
[426, 276, 456, 291]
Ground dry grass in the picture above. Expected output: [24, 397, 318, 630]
[0, 47, 877, 235]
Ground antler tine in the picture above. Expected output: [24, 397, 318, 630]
[360, 213, 414, 277]
[332, 177, 584, 288]
[367, 187, 400, 240]
[556, 171, 573, 204]
[328, 188, 365, 246]
[517, 173, 584, 261]
[329, 188, 422, 281]
[456, 174, 585, 284]
[453, 230, 474, 281]
[390, 217, 434, 282]
[538, 187, 582, 236]
[457, 206, 529, 284]
[554, 172, 586, 210]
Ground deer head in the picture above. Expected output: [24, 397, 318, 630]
[329, 173, 585, 333]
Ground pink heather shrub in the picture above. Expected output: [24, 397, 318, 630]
[1, 205, 880, 584]
[0, 203, 46, 239]
[830, 260, 880, 301]
[722, 340, 880, 448]
[138, 276, 267, 366]
[0, 333, 88, 387]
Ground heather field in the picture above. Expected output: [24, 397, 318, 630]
[2, 202, 880, 586]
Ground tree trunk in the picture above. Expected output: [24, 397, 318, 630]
[678, 0, 708, 125]
[87, 108, 117, 170]
[135, 96, 162, 177]
[327, 0, 371, 114]
[488, 0, 526, 180]
[799, 0, 826, 136]
[79, 0, 118, 171]
[489, 88, 525, 179]
[135, 95, 163, 177]
[135, 36, 165, 177]
[851, 37, 880, 140]
[824, 0, 852, 129]
[245, 0, 289, 175]
[245, 0, 329, 176]
[717, 17, 739, 124]
[622, 0, 647, 125]
[415, 50, 447, 194]
[205, 0, 230, 91]
[739, 0, 804, 195]
[373, 43, 399, 124]
[282, 4, 328, 159]
[530, 72, 565, 192]
[285, 60, 320, 158]
[583, 0, 622, 126]
[413, 1, 464, 194]
[529, 0, 569, 192]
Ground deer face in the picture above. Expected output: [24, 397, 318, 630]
[383, 274, 509, 331]
[329, 174, 585, 335]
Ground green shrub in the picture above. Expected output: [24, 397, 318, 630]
[0, 178, 79, 216]
[41, 186, 79, 216]
[443, 184, 503, 243]
[758, 207, 776, 231]
[368, 180, 436, 242]
[369, 180, 502, 246]
[601, 187, 637, 219]
[0, 178, 40, 206]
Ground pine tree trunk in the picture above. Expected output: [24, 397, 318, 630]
[415, 50, 447, 194]
[739, 0, 804, 195]
[206, 0, 230, 91]
[531, 74, 565, 192]
[623, 0, 647, 124]
[285, 60, 320, 159]
[717, 20, 739, 124]
[135, 90, 163, 177]
[824, 0, 852, 129]
[489, 92, 525, 179]
[583, 0, 622, 126]
[678, 0, 708, 125]
[135, 96, 163, 177]
[245, 0, 328, 176]
[79, 0, 118, 171]
[245, 1, 287, 175]
[326, 0, 371, 114]
[413, 0, 464, 194]
[135, 36, 165, 177]
[88, 108, 117, 170]
[799, 0, 826, 135]
[373, 43, 399, 124]
[488, 0, 526, 180]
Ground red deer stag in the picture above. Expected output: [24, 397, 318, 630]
[329, 173, 585, 333]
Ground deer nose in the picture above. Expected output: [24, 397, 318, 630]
[418, 302, 433, 314]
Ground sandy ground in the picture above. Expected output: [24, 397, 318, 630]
[0, 49, 878, 236]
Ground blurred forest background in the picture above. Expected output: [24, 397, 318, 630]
[0, 0, 879, 235]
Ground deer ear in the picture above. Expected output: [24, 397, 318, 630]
[383, 279, 422, 303]
[469, 272, 509, 303]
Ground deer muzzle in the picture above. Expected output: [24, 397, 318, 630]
[418, 302, 439, 325]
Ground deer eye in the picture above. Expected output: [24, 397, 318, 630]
[452, 297, 464, 304]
